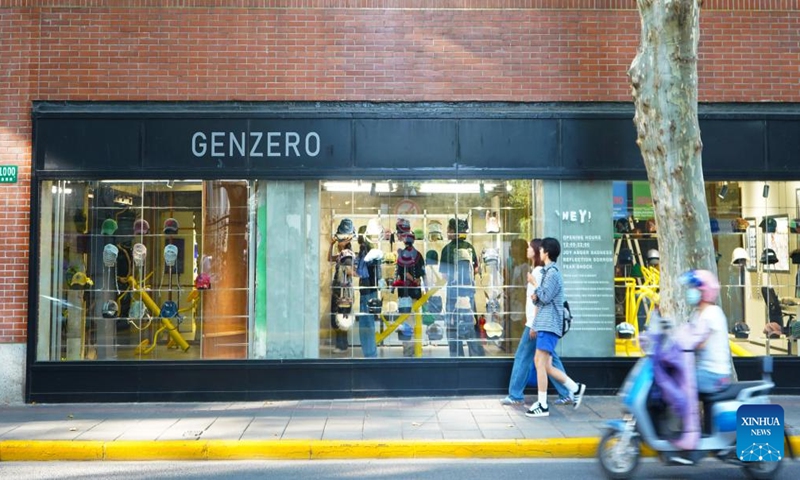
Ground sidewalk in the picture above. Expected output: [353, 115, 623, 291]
[1, 395, 799, 461]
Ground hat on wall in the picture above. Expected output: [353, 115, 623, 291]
[760, 248, 778, 265]
[101, 218, 118, 235]
[102, 300, 119, 319]
[790, 219, 800, 234]
[103, 244, 119, 268]
[163, 218, 179, 235]
[69, 271, 94, 289]
[791, 248, 800, 265]
[129, 300, 146, 320]
[732, 218, 749, 232]
[731, 247, 748, 265]
[133, 218, 150, 235]
[759, 217, 777, 233]
[425, 249, 439, 265]
[448, 218, 469, 234]
[334, 218, 355, 241]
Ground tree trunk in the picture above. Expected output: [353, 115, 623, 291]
[629, 0, 715, 323]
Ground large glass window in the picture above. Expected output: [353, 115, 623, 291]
[36, 178, 800, 361]
[37, 179, 252, 361]
[320, 179, 533, 359]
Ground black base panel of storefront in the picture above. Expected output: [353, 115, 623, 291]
[26, 357, 799, 403]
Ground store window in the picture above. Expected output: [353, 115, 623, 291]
[612, 180, 800, 358]
[320, 179, 533, 359]
[37, 179, 252, 361]
[36, 178, 800, 362]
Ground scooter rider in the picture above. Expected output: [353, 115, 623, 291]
[680, 269, 732, 394]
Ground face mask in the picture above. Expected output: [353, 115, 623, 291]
[686, 287, 702, 306]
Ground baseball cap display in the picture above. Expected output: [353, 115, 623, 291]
[731, 247, 748, 265]
[618, 248, 634, 265]
[163, 217, 179, 235]
[733, 321, 750, 339]
[396, 217, 412, 240]
[69, 271, 94, 289]
[448, 218, 468, 234]
[364, 218, 384, 246]
[403, 231, 416, 245]
[129, 300, 146, 320]
[790, 219, 800, 234]
[427, 323, 444, 341]
[759, 217, 777, 233]
[195, 272, 211, 290]
[646, 249, 660, 266]
[132, 243, 147, 267]
[160, 300, 178, 318]
[334, 218, 355, 241]
[760, 248, 778, 265]
[102, 244, 119, 268]
[101, 218, 118, 235]
[425, 249, 439, 265]
[133, 218, 150, 235]
[102, 299, 119, 319]
[791, 248, 800, 265]
[616, 322, 636, 339]
[731, 217, 749, 232]
[428, 220, 443, 241]
[164, 244, 179, 267]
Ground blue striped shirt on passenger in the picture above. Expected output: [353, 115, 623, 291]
[533, 263, 565, 337]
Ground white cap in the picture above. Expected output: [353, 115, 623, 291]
[731, 247, 748, 265]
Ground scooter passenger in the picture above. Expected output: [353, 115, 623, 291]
[680, 269, 732, 394]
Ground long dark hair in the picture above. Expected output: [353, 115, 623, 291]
[530, 238, 544, 268]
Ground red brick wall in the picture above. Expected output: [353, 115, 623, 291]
[2, 0, 799, 343]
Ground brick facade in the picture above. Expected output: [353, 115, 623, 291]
[1, 0, 799, 343]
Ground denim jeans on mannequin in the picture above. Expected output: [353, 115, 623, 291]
[445, 285, 485, 357]
[358, 290, 378, 358]
[507, 326, 570, 401]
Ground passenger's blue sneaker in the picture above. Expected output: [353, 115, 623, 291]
[500, 396, 523, 406]
[554, 396, 573, 406]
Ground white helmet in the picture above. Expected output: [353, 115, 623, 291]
[731, 247, 748, 265]
[646, 249, 660, 266]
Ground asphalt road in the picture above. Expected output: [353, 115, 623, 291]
[0, 458, 798, 480]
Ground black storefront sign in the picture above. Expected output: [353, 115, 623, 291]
[33, 101, 800, 181]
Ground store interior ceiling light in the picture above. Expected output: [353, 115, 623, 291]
[323, 181, 393, 193]
[323, 181, 498, 194]
[418, 182, 497, 194]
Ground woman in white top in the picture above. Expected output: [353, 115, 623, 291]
[680, 269, 732, 393]
[501, 239, 571, 406]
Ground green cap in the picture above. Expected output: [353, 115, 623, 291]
[101, 218, 118, 235]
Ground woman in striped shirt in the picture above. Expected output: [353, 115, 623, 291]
[526, 237, 586, 418]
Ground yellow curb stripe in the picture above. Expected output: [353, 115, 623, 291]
[104, 440, 208, 461]
[1, 436, 799, 461]
[207, 440, 312, 460]
[0, 440, 104, 461]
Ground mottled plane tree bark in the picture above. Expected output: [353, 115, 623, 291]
[629, 0, 716, 324]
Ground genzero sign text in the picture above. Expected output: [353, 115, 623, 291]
[191, 131, 321, 158]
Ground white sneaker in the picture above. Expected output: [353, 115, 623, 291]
[572, 383, 586, 410]
[525, 402, 550, 418]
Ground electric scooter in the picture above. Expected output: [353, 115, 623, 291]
[597, 318, 793, 479]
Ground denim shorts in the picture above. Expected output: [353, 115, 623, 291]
[535, 330, 559, 354]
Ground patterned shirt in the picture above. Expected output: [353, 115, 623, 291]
[533, 263, 565, 337]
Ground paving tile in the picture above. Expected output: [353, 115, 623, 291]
[201, 416, 254, 440]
